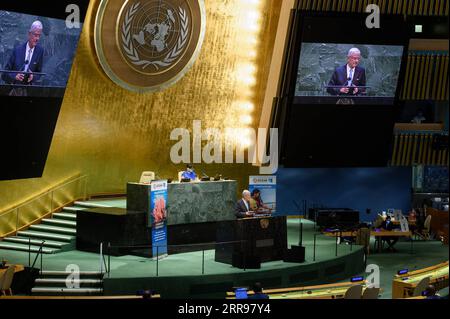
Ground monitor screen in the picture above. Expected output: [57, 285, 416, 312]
[398, 269, 409, 275]
[351, 276, 365, 283]
[235, 288, 248, 299]
[0, 10, 83, 98]
[294, 43, 404, 105]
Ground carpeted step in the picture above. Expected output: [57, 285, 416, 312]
[62, 206, 85, 212]
[0, 242, 58, 254]
[52, 212, 77, 221]
[34, 278, 103, 288]
[41, 218, 76, 228]
[74, 201, 112, 208]
[17, 230, 74, 242]
[31, 287, 103, 296]
[2, 237, 69, 249]
[39, 270, 104, 278]
[29, 224, 77, 235]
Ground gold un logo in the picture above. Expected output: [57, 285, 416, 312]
[94, 0, 206, 92]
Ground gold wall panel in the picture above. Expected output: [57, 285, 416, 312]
[0, 0, 282, 213]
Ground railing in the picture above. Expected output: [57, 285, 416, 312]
[296, 0, 449, 16]
[102, 240, 255, 278]
[0, 175, 88, 238]
[30, 240, 46, 275]
[101, 234, 361, 279]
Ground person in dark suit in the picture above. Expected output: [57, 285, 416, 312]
[248, 282, 269, 300]
[2, 21, 44, 85]
[327, 48, 366, 96]
[381, 216, 399, 252]
[235, 190, 254, 219]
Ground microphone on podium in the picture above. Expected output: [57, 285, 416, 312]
[347, 77, 352, 86]
[22, 60, 31, 83]
[201, 171, 210, 181]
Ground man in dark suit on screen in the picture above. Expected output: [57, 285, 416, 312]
[235, 190, 254, 219]
[327, 48, 366, 96]
[2, 21, 44, 86]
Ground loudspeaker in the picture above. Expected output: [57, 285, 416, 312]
[232, 253, 261, 269]
[283, 245, 306, 263]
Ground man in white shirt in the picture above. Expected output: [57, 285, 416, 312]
[327, 48, 367, 96]
[2, 21, 44, 85]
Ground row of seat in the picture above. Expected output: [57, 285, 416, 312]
[344, 286, 380, 299]
[0, 266, 14, 296]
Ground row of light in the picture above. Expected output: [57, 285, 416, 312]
[232, 0, 263, 148]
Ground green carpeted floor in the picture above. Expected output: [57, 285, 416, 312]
[0, 198, 448, 299]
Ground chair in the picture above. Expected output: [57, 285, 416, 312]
[139, 171, 155, 184]
[344, 284, 363, 299]
[0, 265, 15, 296]
[412, 277, 431, 297]
[362, 287, 380, 299]
[373, 215, 384, 228]
[415, 215, 432, 241]
[356, 228, 371, 255]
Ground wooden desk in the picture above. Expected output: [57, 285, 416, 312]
[226, 281, 369, 300]
[392, 261, 449, 299]
[0, 264, 24, 277]
[325, 230, 412, 253]
[325, 230, 412, 237]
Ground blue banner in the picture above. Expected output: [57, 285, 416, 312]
[249, 176, 277, 214]
[150, 180, 168, 260]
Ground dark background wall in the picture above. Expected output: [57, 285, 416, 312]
[276, 167, 412, 222]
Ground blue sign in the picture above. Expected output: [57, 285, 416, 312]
[150, 180, 168, 260]
[249, 176, 277, 214]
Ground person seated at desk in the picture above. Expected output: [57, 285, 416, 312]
[235, 190, 254, 219]
[251, 189, 272, 213]
[381, 216, 399, 252]
[423, 285, 442, 300]
[181, 164, 198, 181]
[248, 282, 269, 300]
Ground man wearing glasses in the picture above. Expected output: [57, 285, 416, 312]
[2, 21, 44, 86]
[327, 48, 366, 96]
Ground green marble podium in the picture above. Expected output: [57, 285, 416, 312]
[127, 181, 237, 225]
[127, 181, 237, 253]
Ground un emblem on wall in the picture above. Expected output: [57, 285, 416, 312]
[94, 0, 206, 92]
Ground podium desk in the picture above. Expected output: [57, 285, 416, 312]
[76, 207, 151, 256]
[215, 216, 287, 267]
[126, 181, 237, 254]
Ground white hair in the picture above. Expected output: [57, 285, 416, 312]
[242, 190, 251, 197]
[348, 48, 361, 57]
[29, 21, 43, 33]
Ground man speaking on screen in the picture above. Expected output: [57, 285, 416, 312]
[1, 21, 44, 86]
[327, 48, 366, 96]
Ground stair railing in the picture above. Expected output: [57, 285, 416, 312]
[99, 242, 109, 276]
[0, 174, 88, 238]
[31, 240, 45, 274]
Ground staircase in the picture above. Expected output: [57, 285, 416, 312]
[32, 270, 104, 296]
[0, 201, 110, 254]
